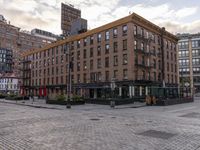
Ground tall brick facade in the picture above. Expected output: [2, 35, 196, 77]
[22, 13, 178, 99]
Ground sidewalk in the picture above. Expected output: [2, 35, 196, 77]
[0, 98, 65, 110]
[0, 98, 146, 110]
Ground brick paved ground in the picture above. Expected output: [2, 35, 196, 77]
[0, 98, 200, 150]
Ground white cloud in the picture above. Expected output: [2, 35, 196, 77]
[158, 20, 200, 34]
[0, 0, 199, 35]
[175, 7, 198, 19]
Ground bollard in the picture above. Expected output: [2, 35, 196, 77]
[110, 100, 115, 108]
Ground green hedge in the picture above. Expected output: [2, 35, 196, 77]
[5, 96, 29, 100]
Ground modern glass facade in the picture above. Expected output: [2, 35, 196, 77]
[0, 48, 12, 73]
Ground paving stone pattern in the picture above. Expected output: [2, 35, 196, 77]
[0, 98, 200, 149]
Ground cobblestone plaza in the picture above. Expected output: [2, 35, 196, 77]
[0, 98, 200, 150]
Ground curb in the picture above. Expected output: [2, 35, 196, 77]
[0, 100, 63, 110]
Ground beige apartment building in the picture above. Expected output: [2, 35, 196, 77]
[22, 13, 178, 99]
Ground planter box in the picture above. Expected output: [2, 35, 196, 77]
[156, 97, 194, 106]
[46, 100, 85, 105]
[0, 95, 6, 99]
[85, 98, 134, 105]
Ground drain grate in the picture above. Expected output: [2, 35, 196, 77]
[137, 130, 177, 140]
[180, 112, 200, 119]
[90, 118, 100, 121]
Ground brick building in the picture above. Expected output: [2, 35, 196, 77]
[0, 15, 57, 75]
[61, 3, 81, 36]
[22, 13, 178, 99]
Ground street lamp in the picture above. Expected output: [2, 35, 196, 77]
[66, 45, 72, 109]
[110, 78, 116, 108]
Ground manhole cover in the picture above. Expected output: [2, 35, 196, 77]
[137, 130, 177, 140]
[90, 118, 100, 121]
[180, 112, 200, 119]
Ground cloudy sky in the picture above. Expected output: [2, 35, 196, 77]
[0, 0, 200, 35]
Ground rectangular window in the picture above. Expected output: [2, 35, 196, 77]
[77, 40, 80, 48]
[134, 25, 137, 35]
[90, 60, 93, 70]
[141, 42, 144, 51]
[77, 74, 80, 83]
[105, 57, 109, 68]
[84, 38, 87, 46]
[90, 48, 93, 57]
[122, 25, 127, 35]
[83, 49, 87, 59]
[97, 59, 101, 68]
[90, 36, 94, 45]
[77, 62, 80, 71]
[77, 51, 80, 60]
[83, 61, 87, 70]
[105, 31, 109, 41]
[113, 28, 118, 38]
[105, 71, 109, 81]
[123, 69, 128, 79]
[105, 44, 109, 54]
[114, 70, 118, 78]
[97, 72, 102, 81]
[113, 42, 118, 52]
[83, 73, 87, 83]
[97, 46, 101, 56]
[123, 54, 128, 65]
[114, 56, 118, 66]
[123, 39, 127, 50]
[134, 40, 137, 50]
[97, 33, 101, 43]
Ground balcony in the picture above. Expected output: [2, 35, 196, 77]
[134, 48, 152, 56]
[135, 61, 153, 69]
[135, 75, 153, 83]
[134, 33, 153, 43]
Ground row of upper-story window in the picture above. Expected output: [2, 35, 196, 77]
[0, 84, 18, 89]
[0, 78, 14, 83]
[179, 68, 190, 73]
[31, 41, 129, 68]
[31, 54, 129, 77]
[178, 41, 188, 49]
[180, 49, 200, 57]
[31, 69, 129, 86]
[192, 40, 200, 48]
[179, 50, 189, 57]
[134, 40, 176, 61]
[27, 24, 175, 58]
[28, 39, 128, 61]
[179, 58, 200, 66]
[0, 49, 12, 54]
[133, 25, 176, 50]
[179, 40, 200, 49]
[179, 67, 200, 74]
[31, 70, 177, 86]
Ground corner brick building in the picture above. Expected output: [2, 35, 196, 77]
[22, 13, 178, 99]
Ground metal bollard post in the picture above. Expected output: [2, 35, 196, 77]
[110, 100, 115, 108]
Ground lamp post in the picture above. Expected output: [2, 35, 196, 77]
[66, 45, 72, 109]
[110, 78, 116, 108]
